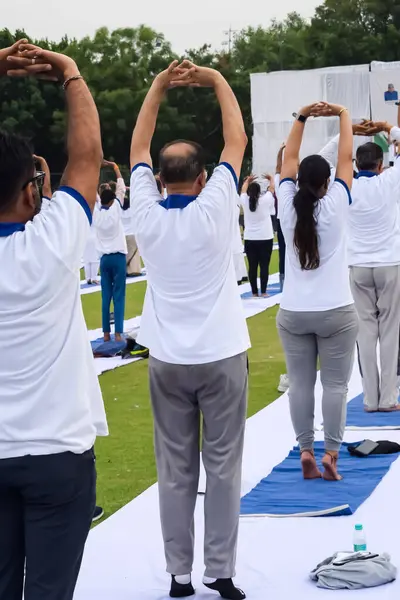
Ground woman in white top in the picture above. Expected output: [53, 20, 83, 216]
[240, 175, 275, 297]
[277, 102, 358, 481]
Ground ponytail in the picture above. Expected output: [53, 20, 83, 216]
[248, 182, 261, 213]
[293, 186, 320, 270]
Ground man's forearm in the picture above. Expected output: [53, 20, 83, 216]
[276, 148, 284, 174]
[214, 75, 246, 146]
[130, 80, 165, 166]
[64, 79, 102, 168]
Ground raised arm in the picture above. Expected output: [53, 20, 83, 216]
[33, 155, 52, 199]
[8, 44, 102, 211]
[171, 61, 247, 180]
[281, 105, 318, 181]
[275, 143, 285, 174]
[130, 61, 181, 170]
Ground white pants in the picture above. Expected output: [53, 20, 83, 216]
[84, 262, 100, 282]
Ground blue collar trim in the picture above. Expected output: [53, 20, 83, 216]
[355, 171, 378, 179]
[159, 194, 197, 210]
[0, 222, 26, 237]
[101, 205, 111, 210]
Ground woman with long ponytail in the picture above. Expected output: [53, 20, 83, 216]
[276, 102, 358, 481]
[240, 175, 275, 297]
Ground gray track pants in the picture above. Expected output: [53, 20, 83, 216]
[350, 266, 400, 410]
[149, 352, 248, 579]
[277, 305, 358, 452]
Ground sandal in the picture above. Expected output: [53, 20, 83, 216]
[301, 450, 322, 480]
[322, 451, 342, 481]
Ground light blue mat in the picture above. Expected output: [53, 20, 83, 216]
[241, 282, 281, 300]
[346, 393, 400, 429]
[240, 442, 398, 517]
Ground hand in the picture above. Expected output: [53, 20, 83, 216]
[244, 174, 256, 184]
[155, 60, 188, 90]
[7, 44, 79, 82]
[366, 121, 392, 135]
[102, 159, 116, 168]
[33, 154, 47, 166]
[169, 60, 222, 88]
[310, 102, 346, 117]
[352, 120, 374, 136]
[262, 173, 272, 181]
[298, 103, 324, 118]
[0, 39, 27, 76]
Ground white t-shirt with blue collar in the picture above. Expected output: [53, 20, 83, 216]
[130, 162, 251, 365]
[0, 187, 108, 459]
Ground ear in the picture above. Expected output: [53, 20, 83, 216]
[22, 183, 36, 211]
[197, 171, 206, 188]
[378, 159, 384, 173]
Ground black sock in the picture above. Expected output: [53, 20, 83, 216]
[170, 576, 195, 598]
[204, 578, 246, 600]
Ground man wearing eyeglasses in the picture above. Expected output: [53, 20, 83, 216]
[0, 41, 108, 600]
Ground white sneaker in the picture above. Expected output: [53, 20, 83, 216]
[278, 374, 289, 393]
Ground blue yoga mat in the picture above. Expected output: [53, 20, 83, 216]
[91, 335, 126, 357]
[240, 442, 398, 517]
[81, 281, 101, 290]
[346, 393, 400, 429]
[241, 282, 281, 300]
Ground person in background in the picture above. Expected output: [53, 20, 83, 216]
[94, 188, 127, 342]
[277, 101, 358, 482]
[275, 143, 286, 292]
[348, 113, 400, 412]
[1, 41, 108, 600]
[240, 174, 275, 298]
[83, 199, 100, 285]
[233, 199, 247, 285]
[130, 60, 249, 600]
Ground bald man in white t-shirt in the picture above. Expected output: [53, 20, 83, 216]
[130, 61, 249, 600]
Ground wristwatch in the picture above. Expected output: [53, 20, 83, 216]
[292, 112, 308, 123]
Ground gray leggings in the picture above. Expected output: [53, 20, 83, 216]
[277, 305, 359, 452]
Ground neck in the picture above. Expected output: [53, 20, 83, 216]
[0, 210, 25, 224]
[166, 183, 197, 196]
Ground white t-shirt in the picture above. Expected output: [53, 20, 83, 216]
[274, 174, 281, 219]
[278, 178, 354, 312]
[130, 162, 251, 365]
[233, 202, 244, 255]
[240, 191, 275, 240]
[0, 187, 108, 459]
[94, 199, 128, 256]
[348, 128, 400, 266]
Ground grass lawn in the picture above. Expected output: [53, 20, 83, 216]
[83, 251, 286, 520]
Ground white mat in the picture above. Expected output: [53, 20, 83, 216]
[91, 275, 282, 376]
[75, 356, 400, 599]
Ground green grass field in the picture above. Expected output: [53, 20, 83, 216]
[84, 251, 285, 520]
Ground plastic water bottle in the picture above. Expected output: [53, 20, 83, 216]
[353, 524, 367, 552]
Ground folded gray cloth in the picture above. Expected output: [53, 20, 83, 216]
[310, 551, 397, 590]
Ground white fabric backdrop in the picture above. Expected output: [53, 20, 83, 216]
[251, 65, 371, 174]
[370, 61, 400, 123]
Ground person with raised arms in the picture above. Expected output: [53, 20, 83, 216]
[277, 102, 358, 482]
[130, 60, 250, 599]
[0, 41, 108, 600]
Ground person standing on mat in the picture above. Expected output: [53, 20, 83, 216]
[347, 118, 400, 413]
[0, 41, 108, 600]
[94, 188, 127, 342]
[277, 101, 358, 482]
[275, 143, 286, 292]
[240, 174, 275, 297]
[130, 60, 250, 600]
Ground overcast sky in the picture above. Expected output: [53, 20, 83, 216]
[4, 0, 321, 53]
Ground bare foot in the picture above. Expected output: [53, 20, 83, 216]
[252, 294, 259, 298]
[301, 450, 322, 480]
[322, 452, 342, 481]
[104, 333, 111, 343]
[115, 333, 123, 342]
[261, 293, 270, 298]
[92, 280, 100, 285]
[364, 407, 378, 413]
[379, 405, 400, 412]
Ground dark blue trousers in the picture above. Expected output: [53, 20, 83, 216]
[100, 252, 127, 334]
[277, 219, 286, 276]
[0, 449, 96, 600]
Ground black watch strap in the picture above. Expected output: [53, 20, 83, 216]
[292, 112, 308, 123]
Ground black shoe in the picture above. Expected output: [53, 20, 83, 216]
[204, 578, 246, 599]
[92, 506, 104, 522]
[87, 279, 92, 285]
[170, 576, 195, 598]
[121, 339, 149, 360]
